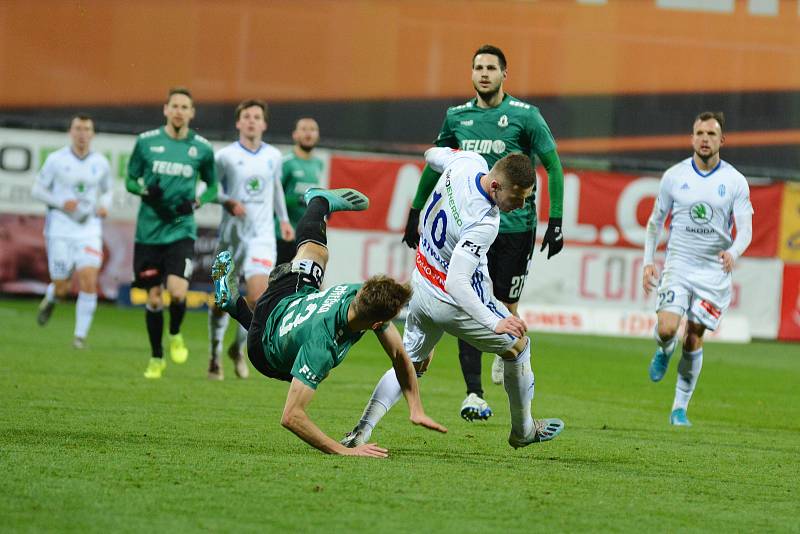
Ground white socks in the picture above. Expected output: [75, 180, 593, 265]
[503, 337, 535, 439]
[235, 324, 247, 354]
[673, 348, 703, 411]
[208, 310, 229, 364]
[74, 291, 97, 339]
[356, 368, 403, 439]
[45, 283, 56, 303]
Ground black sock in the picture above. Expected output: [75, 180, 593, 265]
[458, 339, 483, 398]
[169, 299, 186, 335]
[295, 197, 329, 248]
[145, 307, 164, 358]
[229, 296, 253, 330]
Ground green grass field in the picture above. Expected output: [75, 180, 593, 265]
[1, 298, 798, 533]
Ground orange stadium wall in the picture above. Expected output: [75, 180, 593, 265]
[2, 0, 800, 106]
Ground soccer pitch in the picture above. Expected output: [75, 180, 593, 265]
[1, 299, 797, 532]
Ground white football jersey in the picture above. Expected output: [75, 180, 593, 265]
[413, 148, 498, 306]
[215, 141, 287, 245]
[655, 157, 753, 273]
[32, 146, 112, 239]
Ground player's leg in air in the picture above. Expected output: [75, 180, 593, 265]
[213, 187, 369, 329]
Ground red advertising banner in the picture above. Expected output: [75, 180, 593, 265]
[327, 154, 782, 257]
[778, 264, 800, 341]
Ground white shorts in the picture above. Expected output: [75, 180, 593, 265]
[46, 235, 103, 280]
[402, 287, 516, 363]
[219, 238, 276, 280]
[656, 270, 730, 331]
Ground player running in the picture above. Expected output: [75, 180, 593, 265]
[207, 99, 294, 380]
[33, 114, 112, 349]
[643, 111, 753, 426]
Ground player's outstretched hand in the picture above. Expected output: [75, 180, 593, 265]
[223, 199, 246, 217]
[344, 443, 389, 458]
[410, 413, 448, 434]
[402, 207, 421, 249]
[718, 250, 734, 273]
[540, 217, 564, 259]
[495, 315, 528, 338]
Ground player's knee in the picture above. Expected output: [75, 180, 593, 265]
[500, 336, 529, 360]
[657, 323, 678, 342]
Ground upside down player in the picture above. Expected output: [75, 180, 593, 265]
[212, 187, 446, 456]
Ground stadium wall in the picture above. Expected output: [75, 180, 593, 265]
[1, 127, 798, 341]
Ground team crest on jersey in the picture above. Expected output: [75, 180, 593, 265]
[244, 176, 264, 197]
[188, 146, 198, 158]
[689, 202, 713, 225]
[498, 114, 508, 127]
[73, 182, 87, 196]
[718, 184, 726, 197]
[681, 183, 689, 190]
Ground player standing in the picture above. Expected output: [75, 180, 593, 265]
[276, 117, 323, 265]
[401, 44, 565, 421]
[643, 111, 753, 426]
[207, 99, 294, 380]
[126, 87, 218, 379]
[344, 148, 564, 449]
[33, 114, 112, 349]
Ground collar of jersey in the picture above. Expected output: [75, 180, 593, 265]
[470, 93, 510, 111]
[475, 172, 493, 204]
[69, 148, 91, 162]
[237, 141, 265, 155]
[691, 158, 722, 178]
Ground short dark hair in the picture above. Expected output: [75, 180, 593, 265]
[694, 111, 725, 133]
[354, 276, 412, 323]
[167, 86, 193, 103]
[473, 44, 507, 71]
[235, 99, 268, 121]
[69, 113, 94, 127]
[493, 153, 534, 189]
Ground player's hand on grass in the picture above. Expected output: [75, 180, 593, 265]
[718, 251, 734, 273]
[343, 443, 389, 458]
[540, 217, 564, 259]
[223, 199, 246, 217]
[402, 207, 421, 249]
[63, 199, 78, 213]
[495, 315, 527, 338]
[642, 264, 658, 295]
[410, 412, 448, 434]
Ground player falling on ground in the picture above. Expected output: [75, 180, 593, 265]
[33, 114, 112, 349]
[126, 87, 218, 379]
[401, 44, 565, 421]
[207, 99, 294, 380]
[643, 111, 753, 426]
[212, 187, 446, 456]
[344, 148, 564, 449]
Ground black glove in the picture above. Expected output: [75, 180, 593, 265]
[540, 217, 563, 259]
[146, 181, 163, 201]
[401, 207, 421, 249]
[175, 199, 195, 215]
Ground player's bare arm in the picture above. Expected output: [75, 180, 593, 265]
[375, 322, 448, 434]
[642, 264, 659, 295]
[281, 378, 389, 458]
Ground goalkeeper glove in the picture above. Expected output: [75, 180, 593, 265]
[146, 181, 163, 201]
[175, 199, 195, 216]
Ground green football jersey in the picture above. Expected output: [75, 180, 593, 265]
[277, 152, 324, 233]
[435, 94, 557, 233]
[262, 283, 364, 389]
[126, 127, 217, 244]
